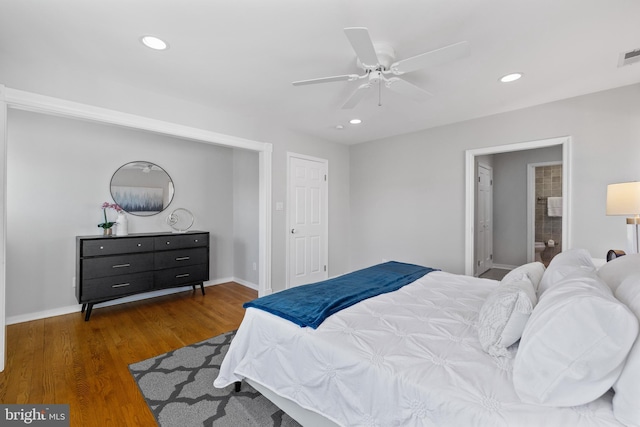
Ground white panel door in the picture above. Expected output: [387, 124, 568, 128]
[288, 155, 328, 288]
[476, 164, 493, 275]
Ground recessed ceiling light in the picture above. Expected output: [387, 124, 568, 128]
[141, 35, 168, 50]
[500, 72, 523, 83]
[349, 119, 362, 125]
[335, 125, 344, 130]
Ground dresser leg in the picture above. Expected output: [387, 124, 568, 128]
[84, 303, 93, 321]
[81, 303, 87, 313]
[192, 283, 205, 295]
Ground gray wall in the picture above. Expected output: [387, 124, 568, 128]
[491, 146, 562, 267]
[350, 83, 640, 274]
[233, 149, 259, 286]
[269, 138, 351, 292]
[2, 76, 352, 322]
[6, 110, 245, 319]
[4, 55, 639, 321]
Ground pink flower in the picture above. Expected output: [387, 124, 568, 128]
[98, 202, 124, 229]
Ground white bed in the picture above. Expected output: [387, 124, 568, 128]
[215, 252, 640, 427]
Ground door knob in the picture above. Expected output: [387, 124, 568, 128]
[291, 229, 296, 234]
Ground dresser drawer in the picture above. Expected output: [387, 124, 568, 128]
[153, 264, 209, 288]
[154, 233, 208, 251]
[82, 272, 153, 301]
[154, 247, 208, 270]
[82, 253, 154, 279]
[82, 237, 154, 257]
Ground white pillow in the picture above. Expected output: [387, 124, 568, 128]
[501, 262, 546, 292]
[513, 268, 639, 407]
[538, 248, 595, 297]
[598, 253, 640, 292]
[613, 275, 640, 426]
[478, 275, 537, 358]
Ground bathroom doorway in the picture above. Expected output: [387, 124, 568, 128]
[527, 161, 563, 266]
[464, 136, 570, 276]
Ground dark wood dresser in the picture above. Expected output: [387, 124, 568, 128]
[76, 231, 210, 320]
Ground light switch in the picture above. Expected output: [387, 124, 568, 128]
[275, 202, 284, 211]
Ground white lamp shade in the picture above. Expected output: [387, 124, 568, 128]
[606, 182, 640, 215]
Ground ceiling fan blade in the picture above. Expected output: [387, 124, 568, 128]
[344, 27, 379, 68]
[390, 41, 470, 75]
[341, 83, 372, 109]
[292, 74, 360, 86]
[385, 77, 433, 102]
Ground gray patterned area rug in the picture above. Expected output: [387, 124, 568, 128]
[129, 330, 301, 427]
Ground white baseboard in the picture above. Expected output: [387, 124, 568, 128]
[6, 277, 257, 325]
[233, 277, 258, 290]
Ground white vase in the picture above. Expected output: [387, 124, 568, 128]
[116, 213, 128, 236]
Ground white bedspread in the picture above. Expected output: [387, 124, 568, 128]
[215, 271, 623, 427]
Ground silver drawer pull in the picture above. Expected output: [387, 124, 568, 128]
[112, 263, 131, 268]
[112, 283, 130, 288]
[137, 243, 142, 247]
[194, 239, 199, 243]
[165, 241, 171, 245]
[100, 246, 104, 250]
[176, 273, 190, 278]
[175, 256, 190, 261]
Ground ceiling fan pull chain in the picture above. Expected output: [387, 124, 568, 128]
[378, 77, 382, 106]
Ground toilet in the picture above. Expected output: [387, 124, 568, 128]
[534, 242, 546, 263]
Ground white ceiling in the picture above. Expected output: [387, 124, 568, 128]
[1, 0, 639, 145]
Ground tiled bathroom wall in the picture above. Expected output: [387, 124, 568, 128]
[535, 164, 562, 265]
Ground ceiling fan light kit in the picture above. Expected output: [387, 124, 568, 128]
[292, 27, 469, 109]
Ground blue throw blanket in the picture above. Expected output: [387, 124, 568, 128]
[244, 261, 437, 328]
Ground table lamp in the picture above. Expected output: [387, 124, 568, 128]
[606, 182, 640, 254]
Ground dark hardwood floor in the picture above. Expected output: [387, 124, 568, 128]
[0, 282, 257, 426]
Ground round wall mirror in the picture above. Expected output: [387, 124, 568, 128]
[110, 161, 175, 216]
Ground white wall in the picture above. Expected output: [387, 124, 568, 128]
[6, 109, 245, 320]
[350, 83, 640, 273]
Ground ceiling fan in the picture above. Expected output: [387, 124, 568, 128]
[292, 27, 470, 109]
[126, 162, 159, 173]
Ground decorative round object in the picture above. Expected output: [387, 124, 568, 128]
[166, 208, 194, 233]
[110, 161, 175, 216]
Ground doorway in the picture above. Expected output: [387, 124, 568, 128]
[527, 161, 563, 265]
[465, 136, 571, 276]
[286, 153, 328, 288]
